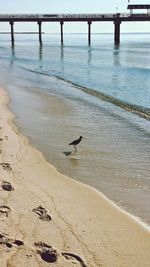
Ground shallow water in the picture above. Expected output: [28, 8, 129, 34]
[0, 33, 149, 225]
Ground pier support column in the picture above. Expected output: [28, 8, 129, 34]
[60, 21, 64, 46]
[114, 20, 121, 45]
[38, 21, 42, 45]
[9, 21, 14, 46]
[88, 21, 92, 46]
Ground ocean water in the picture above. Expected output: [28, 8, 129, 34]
[0, 33, 149, 225]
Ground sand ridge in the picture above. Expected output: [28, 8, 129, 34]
[0, 86, 150, 266]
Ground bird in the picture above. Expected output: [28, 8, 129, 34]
[69, 136, 84, 151]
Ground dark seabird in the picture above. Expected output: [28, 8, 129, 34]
[69, 136, 83, 151]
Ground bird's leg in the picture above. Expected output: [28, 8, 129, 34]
[74, 145, 77, 151]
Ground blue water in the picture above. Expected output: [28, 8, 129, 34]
[0, 33, 150, 224]
[0, 33, 150, 119]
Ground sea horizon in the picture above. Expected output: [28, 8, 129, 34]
[0, 31, 150, 34]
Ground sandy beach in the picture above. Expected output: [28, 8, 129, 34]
[0, 85, 150, 267]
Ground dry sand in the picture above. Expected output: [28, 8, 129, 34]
[0, 86, 150, 267]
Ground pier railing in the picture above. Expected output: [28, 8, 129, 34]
[0, 13, 150, 20]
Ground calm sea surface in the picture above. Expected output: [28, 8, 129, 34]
[0, 33, 150, 225]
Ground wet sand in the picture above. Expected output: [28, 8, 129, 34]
[0, 86, 150, 266]
[7, 79, 150, 225]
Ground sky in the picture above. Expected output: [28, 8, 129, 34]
[0, 0, 150, 33]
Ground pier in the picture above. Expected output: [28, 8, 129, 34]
[0, 11, 150, 46]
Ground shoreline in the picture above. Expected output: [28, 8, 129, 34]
[0, 86, 150, 266]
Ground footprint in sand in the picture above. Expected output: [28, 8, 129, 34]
[0, 138, 3, 142]
[1, 181, 14, 191]
[0, 163, 12, 172]
[34, 242, 58, 263]
[0, 205, 11, 218]
[32, 205, 51, 221]
[0, 232, 24, 250]
[62, 252, 87, 267]
[34, 242, 87, 266]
